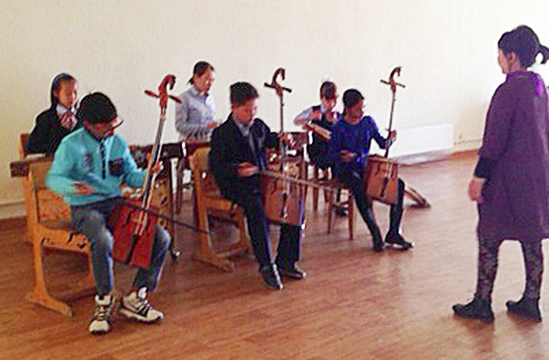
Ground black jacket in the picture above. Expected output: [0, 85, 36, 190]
[307, 116, 335, 170]
[209, 115, 277, 193]
[26, 107, 81, 156]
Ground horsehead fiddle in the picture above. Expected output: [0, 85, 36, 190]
[261, 68, 306, 226]
[110, 75, 183, 269]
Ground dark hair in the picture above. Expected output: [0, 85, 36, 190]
[320, 81, 338, 99]
[230, 82, 259, 106]
[498, 25, 549, 67]
[50, 73, 76, 107]
[188, 61, 215, 84]
[77, 92, 117, 124]
[342, 89, 364, 108]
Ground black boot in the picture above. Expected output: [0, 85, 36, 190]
[506, 297, 542, 322]
[453, 296, 494, 323]
[373, 234, 385, 252]
[259, 264, 283, 291]
[385, 232, 414, 250]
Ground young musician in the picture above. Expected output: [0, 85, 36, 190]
[47, 93, 170, 335]
[294, 81, 341, 170]
[329, 89, 413, 252]
[453, 26, 549, 323]
[175, 61, 218, 140]
[27, 73, 80, 155]
[209, 82, 306, 290]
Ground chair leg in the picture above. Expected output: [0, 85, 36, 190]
[327, 191, 335, 234]
[348, 196, 355, 240]
[312, 167, 319, 211]
[26, 239, 74, 317]
[192, 204, 237, 272]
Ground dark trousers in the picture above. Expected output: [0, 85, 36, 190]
[476, 236, 543, 301]
[336, 168, 405, 241]
[221, 186, 302, 269]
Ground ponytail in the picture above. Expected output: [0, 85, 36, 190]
[538, 45, 549, 65]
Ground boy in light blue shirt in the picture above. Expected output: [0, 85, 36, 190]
[48, 92, 170, 335]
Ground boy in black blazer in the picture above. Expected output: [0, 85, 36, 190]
[209, 82, 305, 290]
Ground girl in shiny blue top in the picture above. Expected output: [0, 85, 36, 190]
[329, 89, 412, 252]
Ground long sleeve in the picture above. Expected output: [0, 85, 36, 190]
[479, 83, 515, 161]
[175, 91, 215, 139]
[328, 126, 344, 167]
[46, 140, 77, 196]
[293, 107, 313, 125]
[121, 144, 145, 188]
[367, 117, 389, 150]
[27, 112, 55, 154]
[209, 127, 239, 184]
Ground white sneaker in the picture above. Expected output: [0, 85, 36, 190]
[119, 288, 164, 323]
[89, 294, 115, 335]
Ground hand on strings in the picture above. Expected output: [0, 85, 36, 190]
[146, 153, 162, 175]
[278, 132, 296, 147]
[74, 181, 94, 195]
[309, 108, 322, 121]
[206, 121, 220, 129]
[386, 130, 397, 147]
[237, 162, 259, 177]
[151, 161, 162, 175]
[340, 150, 357, 162]
[468, 177, 485, 203]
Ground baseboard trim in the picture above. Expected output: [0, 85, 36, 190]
[0, 216, 26, 231]
[396, 148, 477, 166]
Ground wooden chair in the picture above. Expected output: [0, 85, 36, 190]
[25, 161, 95, 316]
[307, 161, 356, 240]
[190, 147, 250, 271]
[19, 133, 34, 243]
[326, 179, 356, 240]
[311, 164, 332, 211]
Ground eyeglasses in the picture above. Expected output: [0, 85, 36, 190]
[91, 118, 124, 130]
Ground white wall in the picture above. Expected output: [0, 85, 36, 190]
[2, 0, 549, 204]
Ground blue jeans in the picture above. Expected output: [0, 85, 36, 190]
[71, 198, 170, 296]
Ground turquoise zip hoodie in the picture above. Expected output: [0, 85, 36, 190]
[47, 128, 145, 206]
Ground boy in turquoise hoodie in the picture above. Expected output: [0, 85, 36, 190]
[47, 93, 170, 335]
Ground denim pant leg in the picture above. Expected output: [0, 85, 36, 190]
[133, 225, 170, 292]
[71, 203, 116, 296]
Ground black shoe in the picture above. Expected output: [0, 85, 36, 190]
[452, 297, 494, 323]
[506, 297, 542, 322]
[385, 233, 414, 250]
[260, 264, 283, 290]
[277, 262, 307, 280]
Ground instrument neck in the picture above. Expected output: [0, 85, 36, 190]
[142, 107, 166, 202]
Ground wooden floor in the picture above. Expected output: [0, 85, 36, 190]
[3, 151, 549, 360]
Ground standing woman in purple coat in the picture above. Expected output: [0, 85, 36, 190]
[453, 26, 549, 323]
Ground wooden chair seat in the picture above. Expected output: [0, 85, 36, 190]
[190, 147, 250, 272]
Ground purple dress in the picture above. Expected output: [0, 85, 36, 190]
[478, 71, 549, 242]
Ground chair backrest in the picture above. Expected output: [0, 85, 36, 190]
[19, 133, 30, 158]
[190, 147, 210, 173]
[29, 161, 71, 226]
[190, 147, 223, 197]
